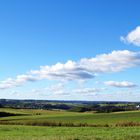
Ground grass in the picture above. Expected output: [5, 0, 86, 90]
[0, 108, 140, 126]
[0, 125, 140, 140]
[0, 108, 140, 139]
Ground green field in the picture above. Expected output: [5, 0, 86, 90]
[0, 125, 140, 140]
[0, 108, 140, 126]
[0, 108, 140, 140]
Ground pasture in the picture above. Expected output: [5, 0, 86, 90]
[0, 125, 140, 140]
[0, 108, 140, 140]
[0, 108, 140, 126]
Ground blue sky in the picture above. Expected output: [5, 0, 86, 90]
[0, 0, 140, 101]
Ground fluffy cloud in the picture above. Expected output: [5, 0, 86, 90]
[31, 50, 140, 80]
[30, 60, 95, 81]
[79, 50, 140, 73]
[104, 81, 137, 88]
[121, 26, 140, 46]
[1, 50, 140, 89]
[0, 75, 39, 89]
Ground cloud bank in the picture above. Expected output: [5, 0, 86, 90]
[0, 50, 140, 89]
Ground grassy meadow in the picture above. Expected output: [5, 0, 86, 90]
[0, 125, 140, 140]
[0, 108, 140, 139]
[0, 108, 140, 126]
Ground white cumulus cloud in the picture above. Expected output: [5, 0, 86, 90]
[0, 75, 39, 89]
[104, 81, 137, 88]
[0, 50, 140, 89]
[121, 26, 140, 46]
[30, 50, 140, 80]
